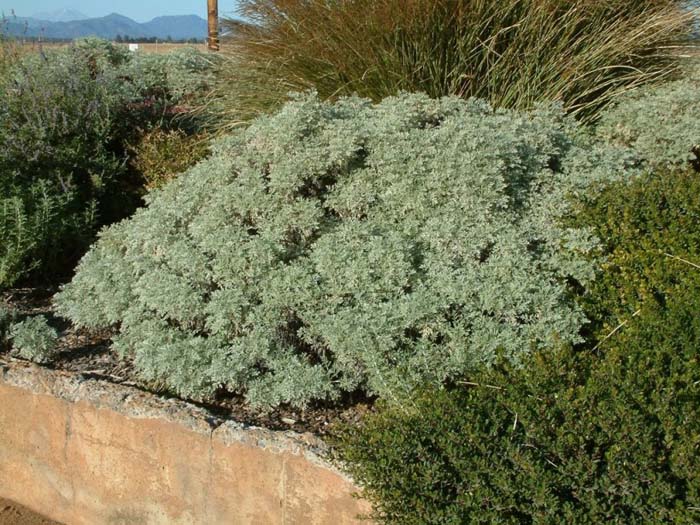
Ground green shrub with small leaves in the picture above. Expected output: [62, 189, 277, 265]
[0, 41, 131, 193]
[0, 40, 129, 288]
[333, 167, 700, 525]
[56, 93, 640, 408]
[571, 167, 700, 340]
[334, 303, 700, 524]
[0, 181, 96, 288]
[125, 47, 219, 112]
[0, 303, 17, 351]
[9, 315, 59, 364]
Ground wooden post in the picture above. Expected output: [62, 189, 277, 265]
[207, 0, 219, 51]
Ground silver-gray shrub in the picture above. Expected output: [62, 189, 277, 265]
[124, 47, 220, 109]
[595, 60, 700, 169]
[55, 93, 639, 408]
[9, 315, 59, 364]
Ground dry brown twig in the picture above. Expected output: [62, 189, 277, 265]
[592, 309, 642, 352]
[664, 252, 700, 271]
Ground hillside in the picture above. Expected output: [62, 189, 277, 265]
[2, 13, 207, 40]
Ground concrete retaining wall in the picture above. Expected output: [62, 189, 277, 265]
[0, 360, 370, 524]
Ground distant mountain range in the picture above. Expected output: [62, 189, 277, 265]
[2, 12, 207, 41]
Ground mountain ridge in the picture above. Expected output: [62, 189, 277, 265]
[2, 12, 207, 40]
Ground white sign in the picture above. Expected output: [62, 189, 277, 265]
[128, 43, 139, 52]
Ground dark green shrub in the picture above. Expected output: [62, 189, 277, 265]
[9, 315, 60, 363]
[571, 168, 700, 339]
[333, 168, 700, 524]
[0, 303, 17, 351]
[56, 93, 639, 408]
[218, 0, 696, 125]
[335, 303, 700, 525]
[0, 39, 216, 289]
[0, 181, 95, 288]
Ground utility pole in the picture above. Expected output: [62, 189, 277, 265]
[207, 0, 219, 51]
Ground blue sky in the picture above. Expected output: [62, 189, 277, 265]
[0, 0, 239, 22]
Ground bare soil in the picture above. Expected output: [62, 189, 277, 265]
[0, 286, 373, 438]
[0, 499, 61, 525]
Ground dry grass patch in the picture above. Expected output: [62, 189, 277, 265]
[215, 0, 698, 126]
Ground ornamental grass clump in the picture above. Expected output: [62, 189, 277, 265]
[216, 0, 696, 125]
[56, 93, 639, 408]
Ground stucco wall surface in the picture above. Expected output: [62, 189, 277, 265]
[0, 359, 370, 525]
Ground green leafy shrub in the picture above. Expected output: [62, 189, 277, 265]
[218, 0, 695, 125]
[0, 41, 133, 288]
[0, 181, 95, 288]
[595, 60, 700, 169]
[0, 41, 130, 193]
[119, 47, 221, 136]
[334, 305, 700, 524]
[0, 39, 216, 289]
[571, 168, 700, 339]
[127, 129, 210, 190]
[333, 167, 700, 524]
[56, 93, 639, 408]
[0, 39, 215, 189]
[0, 303, 17, 350]
[10, 315, 59, 363]
[120, 48, 218, 189]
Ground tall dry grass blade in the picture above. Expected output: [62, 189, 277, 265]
[211, 0, 698, 128]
